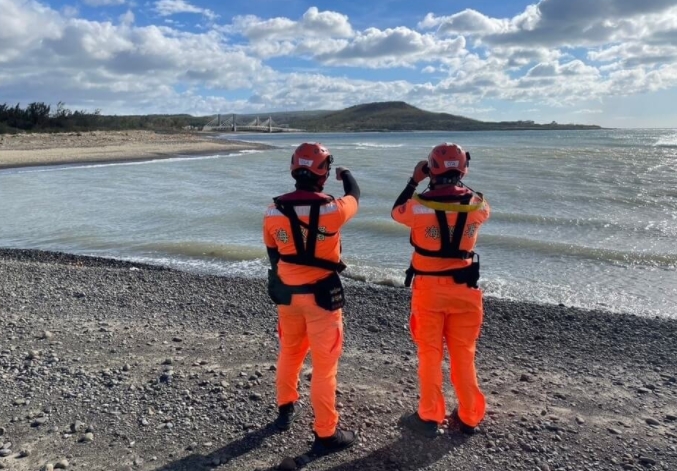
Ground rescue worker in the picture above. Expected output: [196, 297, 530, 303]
[391, 143, 490, 438]
[263, 142, 360, 453]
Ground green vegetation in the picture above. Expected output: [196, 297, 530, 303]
[0, 100, 601, 134]
[285, 102, 602, 131]
[0, 102, 208, 134]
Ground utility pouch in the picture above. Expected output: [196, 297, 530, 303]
[312, 272, 345, 311]
[404, 254, 480, 289]
[404, 266, 415, 288]
[267, 269, 293, 305]
[451, 258, 480, 288]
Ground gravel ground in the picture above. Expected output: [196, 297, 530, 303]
[1, 248, 676, 471]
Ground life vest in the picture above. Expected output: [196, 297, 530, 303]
[272, 193, 347, 273]
[404, 192, 483, 288]
[267, 192, 347, 310]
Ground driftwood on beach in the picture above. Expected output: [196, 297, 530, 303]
[0, 249, 676, 470]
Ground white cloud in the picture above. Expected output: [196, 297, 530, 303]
[154, 0, 216, 20]
[419, 10, 507, 36]
[61, 5, 79, 17]
[225, 7, 353, 41]
[119, 10, 134, 26]
[486, 0, 677, 48]
[315, 27, 466, 68]
[0, 0, 63, 62]
[525, 60, 600, 78]
[0, 0, 270, 112]
[573, 108, 603, 114]
[1, 0, 677, 126]
[83, 0, 125, 5]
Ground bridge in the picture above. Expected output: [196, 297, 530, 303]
[202, 114, 303, 133]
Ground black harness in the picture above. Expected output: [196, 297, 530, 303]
[405, 194, 480, 288]
[272, 196, 346, 273]
[267, 195, 346, 310]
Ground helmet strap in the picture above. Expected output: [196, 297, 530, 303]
[430, 172, 461, 189]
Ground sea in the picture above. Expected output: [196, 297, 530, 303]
[1, 130, 676, 318]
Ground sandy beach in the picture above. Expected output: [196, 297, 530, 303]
[0, 249, 675, 470]
[0, 131, 271, 169]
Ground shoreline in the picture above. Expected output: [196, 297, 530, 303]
[0, 247, 669, 320]
[1, 247, 676, 470]
[0, 130, 274, 170]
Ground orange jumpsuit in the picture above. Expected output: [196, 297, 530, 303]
[263, 191, 359, 437]
[392, 188, 490, 427]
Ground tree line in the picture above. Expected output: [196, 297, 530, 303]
[0, 102, 208, 134]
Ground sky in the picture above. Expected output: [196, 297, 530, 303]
[1, 0, 677, 128]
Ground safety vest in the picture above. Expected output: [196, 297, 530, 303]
[272, 195, 347, 273]
[404, 192, 482, 288]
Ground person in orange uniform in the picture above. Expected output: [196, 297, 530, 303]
[263, 142, 360, 453]
[392, 143, 490, 438]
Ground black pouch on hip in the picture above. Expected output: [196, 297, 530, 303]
[312, 272, 345, 311]
[267, 269, 293, 305]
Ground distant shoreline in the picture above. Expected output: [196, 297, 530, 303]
[0, 130, 274, 170]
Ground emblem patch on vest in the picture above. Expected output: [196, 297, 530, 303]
[275, 229, 289, 244]
[464, 223, 478, 238]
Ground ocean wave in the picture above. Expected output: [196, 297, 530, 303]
[653, 134, 677, 148]
[490, 212, 614, 229]
[112, 254, 269, 278]
[2, 152, 251, 174]
[353, 142, 406, 149]
[346, 218, 409, 236]
[480, 234, 677, 267]
[489, 212, 677, 237]
[133, 241, 266, 261]
[481, 277, 668, 318]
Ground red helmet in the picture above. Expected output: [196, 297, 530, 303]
[427, 143, 470, 177]
[290, 143, 333, 177]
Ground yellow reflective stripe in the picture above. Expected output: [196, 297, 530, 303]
[413, 193, 485, 213]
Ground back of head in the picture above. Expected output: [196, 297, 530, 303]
[290, 142, 333, 191]
[427, 143, 470, 187]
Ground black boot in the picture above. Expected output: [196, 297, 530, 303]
[399, 412, 440, 438]
[275, 402, 301, 431]
[450, 408, 477, 435]
[311, 429, 357, 454]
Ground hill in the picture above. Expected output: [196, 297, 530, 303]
[0, 101, 602, 134]
[286, 101, 601, 132]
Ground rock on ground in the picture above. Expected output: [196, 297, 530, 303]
[0, 249, 676, 470]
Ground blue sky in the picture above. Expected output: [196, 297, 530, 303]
[2, 0, 677, 127]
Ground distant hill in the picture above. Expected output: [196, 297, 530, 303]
[285, 101, 601, 132]
[0, 100, 601, 135]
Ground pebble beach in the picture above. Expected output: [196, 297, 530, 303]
[1, 249, 676, 470]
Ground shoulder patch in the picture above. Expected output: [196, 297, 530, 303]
[413, 204, 435, 214]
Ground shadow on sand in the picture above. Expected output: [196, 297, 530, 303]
[291, 432, 467, 471]
[152, 423, 278, 471]
[153, 422, 468, 471]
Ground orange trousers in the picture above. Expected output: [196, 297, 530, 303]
[276, 294, 343, 438]
[410, 276, 486, 427]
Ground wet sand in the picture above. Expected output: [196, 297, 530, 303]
[0, 131, 272, 170]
